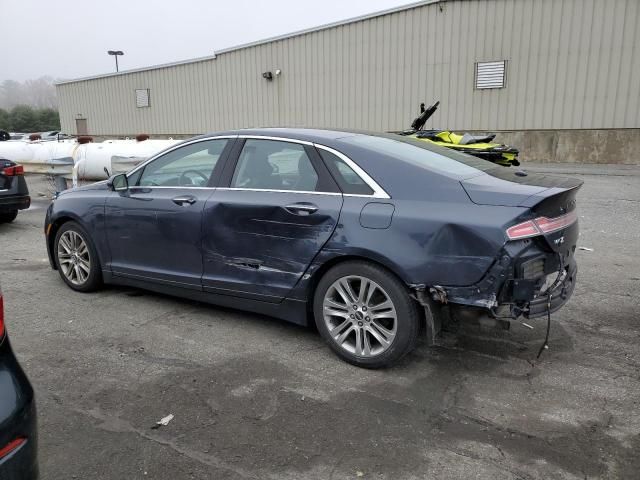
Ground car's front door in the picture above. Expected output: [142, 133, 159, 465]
[202, 137, 343, 302]
[105, 137, 234, 288]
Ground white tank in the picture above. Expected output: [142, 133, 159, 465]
[110, 139, 179, 175]
[0, 141, 35, 163]
[73, 139, 179, 183]
[0, 137, 180, 183]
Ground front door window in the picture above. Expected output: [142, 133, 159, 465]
[136, 139, 229, 187]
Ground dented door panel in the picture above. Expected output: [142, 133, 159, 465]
[201, 190, 342, 301]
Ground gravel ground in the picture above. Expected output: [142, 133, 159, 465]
[1, 164, 638, 479]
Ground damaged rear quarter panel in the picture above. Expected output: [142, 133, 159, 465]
[318, 196, 527, 288]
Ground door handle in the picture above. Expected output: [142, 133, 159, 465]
[284, 203, 318, 215]
[172, 195, 197, 206]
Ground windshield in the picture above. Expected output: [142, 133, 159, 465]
[342, 133, 498, 178]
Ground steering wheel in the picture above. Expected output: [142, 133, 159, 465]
[179, 170, 209, 186]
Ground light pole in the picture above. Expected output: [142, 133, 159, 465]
[107, 50, 124, 72]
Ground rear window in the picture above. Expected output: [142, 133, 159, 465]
[342, 134, 496, 178]
[318, 149, 374, 195]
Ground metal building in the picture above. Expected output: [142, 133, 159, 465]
[56, 0, 640, 163]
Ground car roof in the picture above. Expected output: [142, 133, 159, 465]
[202, 127, 365, 144]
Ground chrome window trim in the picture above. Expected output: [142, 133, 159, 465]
[126, 135, 238, 178]
[129, 186, 215, 190]
[217, 187, 341, 196]
[124, 133, 390, 199]
[313, 144, 391, 199]
[343, 193, 384, 198]
[237, 135, 313, 146]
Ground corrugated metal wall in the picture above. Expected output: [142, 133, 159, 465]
[57, 0, 640, 136]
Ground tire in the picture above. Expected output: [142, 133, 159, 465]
[313, 260, 421, 368]
[0, 210, 18, 223]
[54, 221, 102, 292]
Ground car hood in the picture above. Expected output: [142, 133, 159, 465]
[461, 168, 583, 207]
[58, 180, 109, 197]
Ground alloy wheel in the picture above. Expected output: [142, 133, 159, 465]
[323, 275, 398, 357]
[57, 230, 91, 286]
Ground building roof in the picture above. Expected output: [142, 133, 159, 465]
[56, 0, 441, 85]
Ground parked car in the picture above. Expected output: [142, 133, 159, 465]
[0, 283, 38, 479]
[37, 131, 67, 142]
[0, 159, 30, 223]
[44, 129, 581, 368]
[8, 133, 28, 141]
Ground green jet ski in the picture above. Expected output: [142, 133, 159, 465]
[397, 101, 520, 166]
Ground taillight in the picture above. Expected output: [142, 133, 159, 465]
[0, 437, 26, 460]
[506, 210, 578, 240]
[506, 220, 539, 240]
[2, 165, 24, 176]
[0, 294, 4, 338]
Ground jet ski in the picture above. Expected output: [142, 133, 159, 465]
[397, 101, 520, 166]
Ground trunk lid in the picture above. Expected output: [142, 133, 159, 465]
[461, 168, 583, 254]
[460, 168, 583, 208]
[529, 184, 581, 254]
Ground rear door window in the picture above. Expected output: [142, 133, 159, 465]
[231, 139, 320, 192]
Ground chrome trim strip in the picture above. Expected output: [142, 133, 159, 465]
[237, 135, 313, 146]
[124, 133, 390, 200]
[217, 187, 341, 196]
[126, 135, 238, 178]
[130, 186, 215, 190]
[313, 144, 391, 199]
[343, 193, 385, 198]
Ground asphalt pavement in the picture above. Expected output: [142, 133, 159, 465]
[0, 164, 638, 479]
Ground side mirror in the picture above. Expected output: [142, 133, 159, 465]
[110, 173, 129, 191]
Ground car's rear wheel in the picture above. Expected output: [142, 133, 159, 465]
[313, 261, 421, 368]
[54, 221, 102, 292]
[0, 210, 18, 223]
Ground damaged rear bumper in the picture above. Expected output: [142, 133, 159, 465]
[525, 260, 577, 318]
[417, 239, 578, 320]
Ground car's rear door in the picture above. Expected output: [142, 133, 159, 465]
[202, 137, 343, 302]
[105, 137, 235, 288]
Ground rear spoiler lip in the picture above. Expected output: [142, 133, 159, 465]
[518, 182, 583, 208]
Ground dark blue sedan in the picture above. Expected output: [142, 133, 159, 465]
[44, 129, 580, 367]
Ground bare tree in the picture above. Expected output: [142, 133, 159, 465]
[0, 77, 58, 109]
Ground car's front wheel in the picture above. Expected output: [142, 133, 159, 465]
[313, 261, 421, 368]
[54, 221, 102, 292]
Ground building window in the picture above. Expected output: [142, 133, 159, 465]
[475, 61, 506, 89]
[135, 89, 151, 107]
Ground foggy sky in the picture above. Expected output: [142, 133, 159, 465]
[1, 0, 411, 82]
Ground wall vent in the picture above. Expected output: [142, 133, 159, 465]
[475, 61, 506, 89]
[135, 89, 151, 108]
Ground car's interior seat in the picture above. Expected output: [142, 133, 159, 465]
[240, 147, 283, 189]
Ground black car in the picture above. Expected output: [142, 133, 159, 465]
[0, 159, 31, 223]
[44, 129, 581, 368]
[0, 284, 38, 479]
